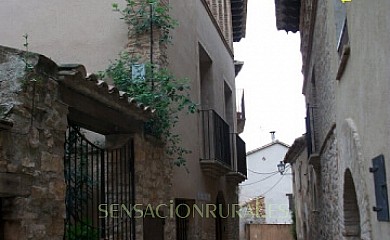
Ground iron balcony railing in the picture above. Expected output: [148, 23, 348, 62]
[200, 109, 232, 167]
[236, 134, 247, 177]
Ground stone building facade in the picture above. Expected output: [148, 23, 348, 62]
[0, 46, 174, 239]
[0, 0, 248, 239]
[276, 0, 390, 239]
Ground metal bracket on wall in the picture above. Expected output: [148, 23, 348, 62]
[369, 154, 390, 221]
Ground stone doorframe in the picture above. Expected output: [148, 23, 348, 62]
[338, 118, 372, 240]
[0, 46, 155, 239]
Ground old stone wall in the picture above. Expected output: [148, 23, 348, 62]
[126, 0, 170, 67]
[0, 46, 68, 239]
[300, 0, 342, 237]
[127, 28, 169, 67]
[318, 130, 341, 239]
[299, 0, 379, 239]
[306, 0, 336, 152]
[132, 133, 175, 240]
[0, 45, 175, 240]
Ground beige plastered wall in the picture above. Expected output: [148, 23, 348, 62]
[0, 0, 128, 73]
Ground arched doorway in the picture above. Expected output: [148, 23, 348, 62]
[343, 169, 361, 239]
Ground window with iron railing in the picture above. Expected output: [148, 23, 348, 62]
[200, 109, 232, 167]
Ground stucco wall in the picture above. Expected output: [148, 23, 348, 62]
[167, 1, 239, 239]
[0, 0, 128, 73]
[335, 1, 390, 238]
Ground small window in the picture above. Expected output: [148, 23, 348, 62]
[334, 0, 350, 80]
[333, 0, 347, 44]
[224, 81, 233, 128]
[337, 19, 350, 58]
[198, 43, 213, 109]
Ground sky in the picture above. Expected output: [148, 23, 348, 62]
[233, 0, 306, 151]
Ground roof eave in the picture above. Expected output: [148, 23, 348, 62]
[274, 0, 301, 33]
[231, 0, 248, 42]
[284, 135, 306, 163]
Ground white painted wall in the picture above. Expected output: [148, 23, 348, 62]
[239, 141, 292, 224]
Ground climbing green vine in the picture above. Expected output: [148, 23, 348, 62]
[112, 0, 178, 43]
[100, 52, 196, 167]
[107, 0, 196, 167]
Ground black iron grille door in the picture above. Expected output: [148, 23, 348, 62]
[64, 124, 135, 240]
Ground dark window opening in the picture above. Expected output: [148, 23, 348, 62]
[224, 82, 233, 128]
[343, 170, 361, 238]
[144, 209, 164, 240]
[199, 44, 213, 110]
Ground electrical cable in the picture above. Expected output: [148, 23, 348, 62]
[240, 171, 280, 186]
[241, 166, 291, 187]
[260, 174, 285, 196]
[248, 169, 279, 175]
[247, 165, 291, 175]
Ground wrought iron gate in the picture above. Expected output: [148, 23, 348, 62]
[64, 124, 135, 240]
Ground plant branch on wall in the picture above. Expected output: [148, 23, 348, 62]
[100, 53, 196, 167]
[107, 0, 196, 167]
[112, 0, 178, 43]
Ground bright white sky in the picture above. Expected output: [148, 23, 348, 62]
[233, 0, 306, 151]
